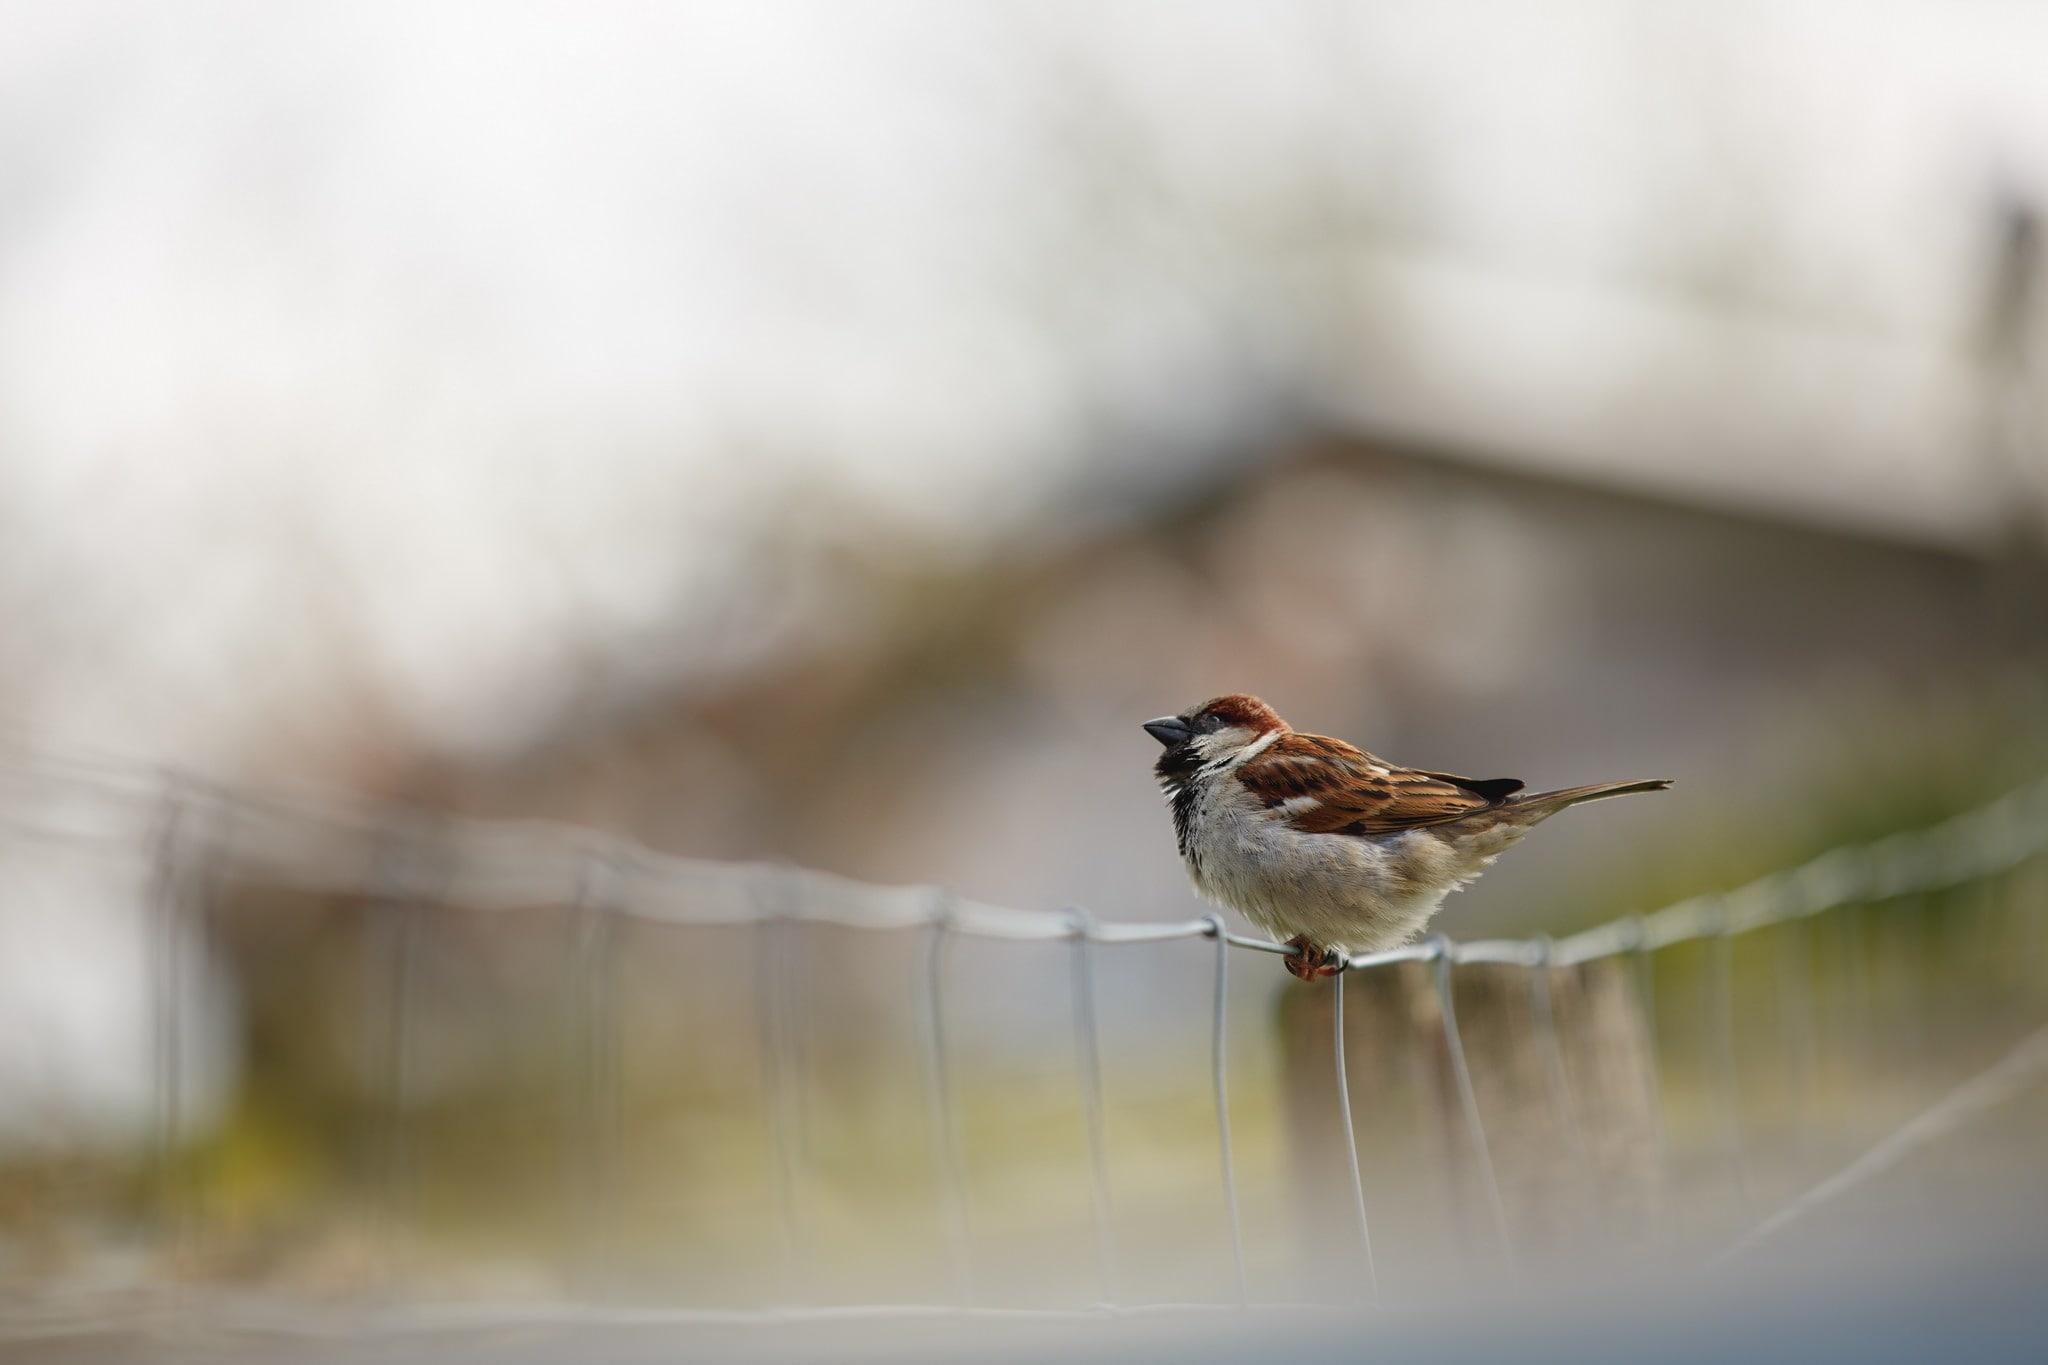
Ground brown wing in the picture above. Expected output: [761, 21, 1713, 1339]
[1237, 733, 1523, 837]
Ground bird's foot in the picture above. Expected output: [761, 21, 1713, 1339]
[1282, 936, 1346, 981]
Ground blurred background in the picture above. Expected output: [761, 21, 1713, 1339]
[3, 0, 2048, 1356]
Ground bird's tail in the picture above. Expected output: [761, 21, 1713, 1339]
[1508, 778, 1672, 817]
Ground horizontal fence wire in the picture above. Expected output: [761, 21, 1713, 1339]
[4, 743, 2048, 1339]
[5, 746, 2044, 965]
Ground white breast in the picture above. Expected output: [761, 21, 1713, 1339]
[1179, 776, 1525, 954]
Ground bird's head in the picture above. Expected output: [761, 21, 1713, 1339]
[1143, 693, 1289, 780]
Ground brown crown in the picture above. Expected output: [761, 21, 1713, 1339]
[1191, 693, 1287, 733]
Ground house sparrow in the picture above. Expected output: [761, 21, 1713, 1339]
[1144, 694, 1670, 980]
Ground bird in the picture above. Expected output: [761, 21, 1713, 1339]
[1143, 694, 1670, 980]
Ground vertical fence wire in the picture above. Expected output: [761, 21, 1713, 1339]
[785, 895, 816, 1199]
[1625, 915, 1673, 1234]
[1897, 890, 1937, 1088]
[1203, 916, 1248, 1305]
[1527, 937, 1591, 1187]
[372, 829, 424, 1292]
[1430, 944, 1514, 1278]
[1838, 897, 1871, 1146]
[145, 780, 189, 1292]
[1328, 962, 1380, 1306]
[567, 853, 622, 1297]
[919, 899, 975, 1306]
[1775, 913, 1820, 1163]
[345, 820, 438, 1289]
[1065, 912, 1118, 1305]
[176, 803, 235, 1278]
[752, 910, 804, 1302]
[1706, 905, 1752, 1209]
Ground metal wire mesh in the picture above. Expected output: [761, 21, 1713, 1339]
[3, 748, 2047, 1340]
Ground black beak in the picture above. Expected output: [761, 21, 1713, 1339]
[1143, 716, 1192, 747]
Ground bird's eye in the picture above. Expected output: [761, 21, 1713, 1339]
[1194, 713, 1221, 734]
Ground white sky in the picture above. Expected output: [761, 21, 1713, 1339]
[3, 0, 2047, 773]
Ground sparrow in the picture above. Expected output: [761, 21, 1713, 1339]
[1144, 694, 1670, 980]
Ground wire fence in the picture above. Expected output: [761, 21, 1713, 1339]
[2, 748, 2047, 1340]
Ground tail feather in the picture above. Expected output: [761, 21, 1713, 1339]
[1510, 778, 1672, 814]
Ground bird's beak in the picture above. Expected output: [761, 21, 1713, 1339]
[1143, 716, 1192, 747]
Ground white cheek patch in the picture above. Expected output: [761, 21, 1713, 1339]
[1193, 725, 1282, 774]
[1233, 729, 1283, 766]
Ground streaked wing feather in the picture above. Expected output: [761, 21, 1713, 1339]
[1238, 734, 1519, 836]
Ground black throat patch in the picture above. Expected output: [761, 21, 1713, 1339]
[1154, 744, 1206, 866]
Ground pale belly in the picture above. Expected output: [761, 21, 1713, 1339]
[1182, 792, 1527, 953]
